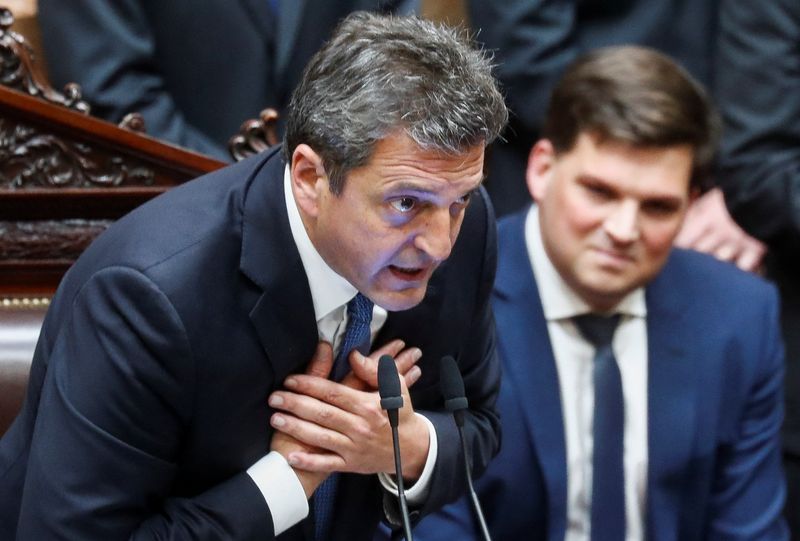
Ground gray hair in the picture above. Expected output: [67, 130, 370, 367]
[283, 11, 508, 194]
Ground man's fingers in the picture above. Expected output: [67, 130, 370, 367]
[735, 240, 767, 273]
[275, 375, 365, 415]
[372, 339, 406, 359]
[404, 365, 422, 388]
[714, 243, 737, 263]
[270, 428, 317, 456]
[306, 341, 334, 378]
[285, 450, 347, 474]
[338, 340, 406, 389]
[394, 347, 422, 377]
[271, 410, 352, 452]
[692, 231, 725, 254]
[270, 387, 362, 434]
[674, 217, 709, 247]
[347, 344, 422, 388]
[737, 250, 760, 273]
[344, 350, 376, 390]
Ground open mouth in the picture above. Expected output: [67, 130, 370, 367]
[388, 265, 426, 281]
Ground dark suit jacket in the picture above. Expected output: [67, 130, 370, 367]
[0, 148, 501, 540]
[411, 209, 788, 540]
[714, 0, 800, 459]
[466, 0, 719, 216]
[38, 0, 408, 160]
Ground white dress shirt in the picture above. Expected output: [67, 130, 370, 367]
[525, 206, 649, 541]
[245, 167, 438, 535]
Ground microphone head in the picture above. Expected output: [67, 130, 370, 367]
[378, 355, 403, 410]
[440, 356, 468, 412]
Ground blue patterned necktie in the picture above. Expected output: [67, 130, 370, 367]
[314, 293, 374, 540]
[573, 313, 625, 541]
[330, 293, 374, 382]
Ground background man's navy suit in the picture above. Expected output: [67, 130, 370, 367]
[0, 148, 501, 540]
[465, 0, 719, 217]
[414, 209, 787, 540]
[39, 0, 411, 160]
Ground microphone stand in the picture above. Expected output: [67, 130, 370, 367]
[378, 355, 414, 541]
[458, 422, 491, 540]
[440, 356, 492, 541]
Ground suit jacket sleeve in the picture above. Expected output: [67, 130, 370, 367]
[715, 0, 800, 248]
[15, 267, 275, 540]
[707, 283, 789, 539]
[467, 0, 578, 138]
[38, 0, 229, 159]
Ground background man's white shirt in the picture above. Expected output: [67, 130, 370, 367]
[525, 206, 649, 541]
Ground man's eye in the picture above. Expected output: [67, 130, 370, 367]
[585, 184, 613, 199]
[456, 191, 474, 205]
[643, 201, 678, 216]
[390, 197, 417, 213]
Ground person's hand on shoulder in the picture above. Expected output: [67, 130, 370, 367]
[675, 187, 766, 272]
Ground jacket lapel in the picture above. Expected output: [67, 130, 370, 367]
[644, 254, 697, 537]
[239, 147, 318, 385]
[494, 211, 568, 541]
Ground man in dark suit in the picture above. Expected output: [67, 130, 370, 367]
[411, 46, 788, 540]
[714, 0, 800, 535]
[466, 0, 765, 275]
[38, 0, 416, 161]
[466, 0, 718, 217]
[0, 13, 508, 540]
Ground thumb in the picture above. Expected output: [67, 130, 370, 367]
[341, 350, 372, 391]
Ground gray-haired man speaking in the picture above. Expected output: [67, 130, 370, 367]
[0, 12, 508, 541]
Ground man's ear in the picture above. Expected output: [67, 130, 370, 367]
[526, 139, 556, 203]
[291, 144, 328, 217]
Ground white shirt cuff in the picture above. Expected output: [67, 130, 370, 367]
[246, 451, 309, 535]
[378, 413, 438, 505]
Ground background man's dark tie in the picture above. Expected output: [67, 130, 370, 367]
[315, 293, 374, 540]
[573, 313, 625, 541]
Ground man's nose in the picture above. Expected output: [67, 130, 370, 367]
[415, 208, 454, 262]
[604, 200, 640, 244]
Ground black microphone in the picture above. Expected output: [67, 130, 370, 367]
[440, 356, 492, 541]
[378, 355, 414, 541]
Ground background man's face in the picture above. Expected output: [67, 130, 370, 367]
[528, 132, 693, 311]
[308, 133, 484, 311]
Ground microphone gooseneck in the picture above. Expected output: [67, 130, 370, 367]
[378, 355, 414, 541]
[439, 356, 492, 541]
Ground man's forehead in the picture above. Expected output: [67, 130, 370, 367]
[369, 132, 484, 160]
[362, 134, 485, 181]
[562, 134, 693, 187]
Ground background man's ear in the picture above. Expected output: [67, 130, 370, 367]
[526, 139, 556, 203]
[291, 144, 328, 217]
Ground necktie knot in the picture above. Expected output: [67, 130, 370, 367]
[573, 313, 621, 349]
[347, 292, 374, 326]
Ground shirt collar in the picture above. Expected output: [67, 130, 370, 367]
[524, 205, 647, 321]
[284, 166, 358, 322]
